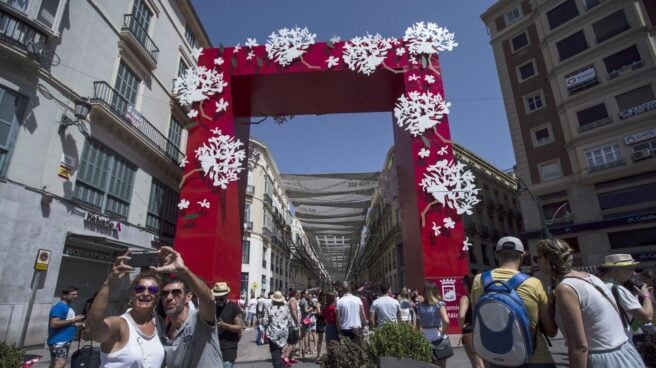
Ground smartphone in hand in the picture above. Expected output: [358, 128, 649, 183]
[127, 251, 160, 268]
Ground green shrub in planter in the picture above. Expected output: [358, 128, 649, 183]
[319, 335, 376, 368]
[0, 341, 25, 368]
[369, 323, 433, 363]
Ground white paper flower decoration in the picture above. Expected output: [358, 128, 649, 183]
[265, 27, 316, 67]
[329, 35, 341, 43]
[403, 21, 458, 56]
[432, 222, 442, 237]
[179, 156, 189, 168]
[443, 217, 455, 229]
[462, 236, 472, 251]
[174, 66, 228, 107]
[425, 75, 435, 84]
[215, 98, 229, 113]
[214, 57, 224, 66]
[234, 43, 242, 53]
[418, 148, 430, 158]
[198, 199, 210, 209]
[408, 74, 419, 82]
[245, 38, 258, 48]
[194, 129, 246, 189]
[326, 56, 340, 68]
[342, 33, 392, 75]
[437, 146, 448, 156]
[191, 47, 203, 60]
[177, 199, 190, 210]
[187, 109, 198, 119]
[246, 51, 255, 60]
[420, 159, 480, 215]
[394, 91, 451, 137]
[396, 47, 406, 56]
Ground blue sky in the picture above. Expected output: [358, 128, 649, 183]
[191, 0, 514, 174]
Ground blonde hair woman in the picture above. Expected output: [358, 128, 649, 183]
[536, 238, 644, 367]
[417, 282, 451, 367]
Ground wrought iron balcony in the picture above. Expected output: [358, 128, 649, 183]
[0, 9, 47, 55]
[90, 81, 184, 164]
[120, 14, 159, 67]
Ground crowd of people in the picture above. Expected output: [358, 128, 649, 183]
[45, 236, 656, 368]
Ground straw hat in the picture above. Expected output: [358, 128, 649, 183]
[212, 282, 230, 297]
[601, 254, 639, 268]
[271, 290, 285, 303]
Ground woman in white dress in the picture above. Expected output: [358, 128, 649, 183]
[87, 252, 165, 368]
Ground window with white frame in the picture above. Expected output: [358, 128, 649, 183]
[511, 31, 529, 52]
[185, 23, 198, 49]
[518, 61, 537, 81]
[525, 92, 544, 112]
[242, 239, 250, 264]
[74, 140, 136, 219]
[0, 86, 26, 177]
[585, 143, 623, 171]
[112, 62, 141, 114]
[505, 7, 522, 25]
[1, 0, 29, 12]
[538, 160, 562, 181]
[36, 0, 61, 28]
[166, 118, 183, 159]
[531, 124, 554, 147]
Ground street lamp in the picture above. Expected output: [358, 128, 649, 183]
[59, 98, 91, 137]
[515, 176, 551, 239]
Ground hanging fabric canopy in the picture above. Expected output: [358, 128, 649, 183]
[282, 172, 379, 280]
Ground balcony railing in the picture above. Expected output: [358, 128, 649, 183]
[91, 81, 184, 163]
[121, 14, 159, 64]
[0, 9, 47, 54]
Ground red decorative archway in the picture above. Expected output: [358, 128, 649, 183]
[173, 25, 479, 332]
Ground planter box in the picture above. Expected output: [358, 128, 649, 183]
[378, 356, 438, 368]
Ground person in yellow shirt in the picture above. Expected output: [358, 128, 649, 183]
[470, 236, 558, 368]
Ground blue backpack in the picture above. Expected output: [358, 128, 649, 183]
[473, 271, 534, 367]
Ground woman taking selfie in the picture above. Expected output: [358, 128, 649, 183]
[87, 252, 165, 367]
[536, 238, 644, 367]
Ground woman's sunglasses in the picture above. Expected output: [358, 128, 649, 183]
[134, 285, 159, 294]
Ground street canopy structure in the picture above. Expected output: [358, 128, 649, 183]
[282, 172, 379, 280]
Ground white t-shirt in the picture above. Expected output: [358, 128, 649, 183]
[370, 296, 401, 325]
[336, 293, 363, 330]
[556, 276, 628, 351]
[247, 298, 258, 314]
[606, 282, 642, 341]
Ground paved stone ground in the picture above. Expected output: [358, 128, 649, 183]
[25, 329, 570, 367]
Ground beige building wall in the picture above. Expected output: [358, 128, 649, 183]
[482, 0, 656, 269]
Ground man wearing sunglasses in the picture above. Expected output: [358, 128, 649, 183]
[213, 281, 243, 368]
[155, 246, 223, 368]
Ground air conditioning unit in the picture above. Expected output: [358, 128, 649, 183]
[632, 148, 652, 162]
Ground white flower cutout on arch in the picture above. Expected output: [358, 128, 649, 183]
[403, 21, 458, 56]
[342, 33, 392, 75]
[194, 129, 246, 190]
[394, 91, 451, 137]
[174, 66, 228, 109]
[265, 27, 316, 67]
[419, 159, 480, 226]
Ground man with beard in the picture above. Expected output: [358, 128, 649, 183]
[213, 282, 243, 368]
[155, 246, 223, 367]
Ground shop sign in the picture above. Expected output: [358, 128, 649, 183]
[63, 244, 116, 262]
[126, 105, 145, 128]
[619, 99, 656, 120]
[84, 213, 122, 233]
[625, 128, 656, 145]
[565, 66, 596, 89]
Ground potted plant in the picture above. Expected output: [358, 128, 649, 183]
[369, 323, 437, 368]
[319, 335, 376, 368]
[0, 341, 25, 368]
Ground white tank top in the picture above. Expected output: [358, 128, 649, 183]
[100, 313, 165, 368]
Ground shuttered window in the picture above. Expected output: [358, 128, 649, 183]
[146, 178, 179, 239]
[75, 140, 136, 219]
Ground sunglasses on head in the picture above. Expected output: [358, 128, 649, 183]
[134, 285, 159, 294]
[162, 288, 185, 298]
